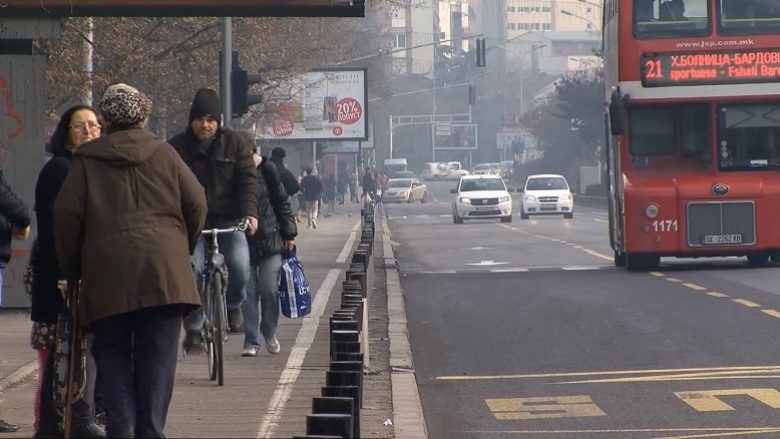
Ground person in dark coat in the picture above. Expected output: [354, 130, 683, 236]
[300, 168, 324, 229]
[269, 147, 300, 197]
[240, 152, 297, 357]
[0, 167, 31, 435]
[31, 104, 104, 438]
[54, 83, 207, 438]
[168, 88, 258, 345]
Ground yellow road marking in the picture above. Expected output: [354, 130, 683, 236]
[435, 365, 780, 381]
[486, 395, 606, 420]
[762, 309, 780, 320]
[675, 388, 780, 412]
[732, 299, 762, 308]
[650, 271, 665, 277]
[666, 277, 684, 283]
[656, 429, 780, 439]
[707, 292, 729, 298]
[683, 283, 707, 291]
[559, 368, 780, 384]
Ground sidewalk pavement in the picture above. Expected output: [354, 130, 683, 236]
[0, 201, 427, 438]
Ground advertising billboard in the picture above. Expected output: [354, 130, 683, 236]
[433, 123, 478, 150]
[260, 68, 368, 141]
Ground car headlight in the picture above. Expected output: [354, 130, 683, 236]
[565, 193, 573, 201]
[458, 197, 472, 205]
[524, 195, 537, 202]
[499, 195, 510, 203]
[399, 191, 408, 196]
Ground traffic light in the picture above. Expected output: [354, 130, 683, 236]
[475, 38, 486, 67]
[231, 68, 263, 118]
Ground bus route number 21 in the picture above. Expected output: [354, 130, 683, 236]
[652, 219, 678, 232]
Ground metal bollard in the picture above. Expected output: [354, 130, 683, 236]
[329, 318, 360, 333]
[312, 397, 356, 439]
[329, 361, 363, 408]
[330, 330, 360, 358]
[332, 351, 363, 364]
[305, 413, 352, 438]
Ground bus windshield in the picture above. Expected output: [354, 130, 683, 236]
[718, 104, 780, 171]
[629, 105, 711, 162]
[719, 0, 780, 35]
[634, 0, 710, 38]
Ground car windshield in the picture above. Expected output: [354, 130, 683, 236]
[718, 103, 780, 170]
[526, 178, 568, 190]
[388, 179, 412, 188]
[718, 0, 780, 35]
[634, 0, 710, 38]
[460, 178, 505, 192]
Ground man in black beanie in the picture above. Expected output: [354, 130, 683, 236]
[169, 88, 259, 352]
[269, 146, 300, 197]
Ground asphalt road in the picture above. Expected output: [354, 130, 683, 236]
[386, 180, 780, 439]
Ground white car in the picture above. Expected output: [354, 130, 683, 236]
[383, 178, 428, 203]
[470, 163, 498, 176]
[520, 174, 574, 219]
[451, 175, 513, 223]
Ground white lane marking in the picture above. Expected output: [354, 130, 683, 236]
[561, 266, 602, 271]
[467, 260, 509, 267]
[335, 223, 360, 263]
[490, 268, 530, 273]
[0, 361, 37, 392]
[256, 220, 360, 438]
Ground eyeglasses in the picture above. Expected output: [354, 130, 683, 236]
[69, 122, 102, 132]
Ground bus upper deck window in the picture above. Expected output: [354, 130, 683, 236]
[719, 0, 780, 35]
[634, 0, 710, 38]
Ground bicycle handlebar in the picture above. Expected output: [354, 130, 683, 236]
[200, 218, 250, 236]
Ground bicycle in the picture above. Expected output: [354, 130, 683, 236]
[199, 219, 249, 386]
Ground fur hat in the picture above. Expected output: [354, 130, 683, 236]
[99, 83, 152, 127]
[189, 88, 221, 123]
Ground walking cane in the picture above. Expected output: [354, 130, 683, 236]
[63, 281, 80, 439]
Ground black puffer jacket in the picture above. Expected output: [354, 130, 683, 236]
[0, 170, 31, 267]
[248, 157, 297, 262]
[168, 128, 257, 228]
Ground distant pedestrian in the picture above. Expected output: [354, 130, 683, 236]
[324, 174, 337, 215]
[0, 165, 31, 436]
[349, 171, 358, 203]
[300, 168, 324, 229]
[241, 152, 297, 357]
[337, 172, 348, 205]
[169, 88, 258, 342]
[31, 104, 104, 438]
[54, 83, 207, 438]
[361, 168, 376, 200]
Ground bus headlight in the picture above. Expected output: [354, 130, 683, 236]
[645, 204, 660, 219]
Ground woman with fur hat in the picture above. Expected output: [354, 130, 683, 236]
[53, 84, 207, 438]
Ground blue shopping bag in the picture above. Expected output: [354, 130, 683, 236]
[279, 251, 311, 318]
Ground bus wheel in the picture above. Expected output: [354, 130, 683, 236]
[614, 251, 626, 267]
[747, 252, 770, 267]
[626, 253, 659, 272]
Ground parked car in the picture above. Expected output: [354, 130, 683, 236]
[384, 178, 428, 203]
[520, 174, 574, 219]
[422, 162, 469, 180]
[451, 175, 513, 223]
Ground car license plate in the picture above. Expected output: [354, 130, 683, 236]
[702, 234, 742, 244]
[540, 204, 557, 211]
[476, 206, 494, 212]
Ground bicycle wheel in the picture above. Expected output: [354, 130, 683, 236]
[212, 273, 226, 386]
[203, 276, 217, 382]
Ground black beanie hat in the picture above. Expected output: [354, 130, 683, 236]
[189, 88, 221, 123]
[271, 147, 286, 159]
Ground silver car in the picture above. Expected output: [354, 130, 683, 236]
[383, 178, 428, 203]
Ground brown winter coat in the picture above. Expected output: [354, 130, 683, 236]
[54, 128, 207, 326]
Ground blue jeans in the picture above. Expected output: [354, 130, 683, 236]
[241, 253, 282, 348]
[183, 231, 250, 332]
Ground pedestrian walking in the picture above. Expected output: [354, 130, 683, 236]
[0, 166, 31, 435]
[300, 168, 324, 229]
[241, 152, 297, 357]
[324, 174, 337, 215]
[269, 147, 300, 197]
[30, 104, 104, 438]
[168, 88, 258, 347]
[349, 171, 358, 203]
[53, 84, 207, 438]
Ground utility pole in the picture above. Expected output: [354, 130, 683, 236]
[82, 17, 94, 105]
[221, 18, 232, 127]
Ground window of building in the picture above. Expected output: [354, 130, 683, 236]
[391, 33, 406, 48]
[543, 23, 551, 30]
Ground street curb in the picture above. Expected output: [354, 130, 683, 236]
[382, 211, 428, 439]
[0, 361, 36, 392]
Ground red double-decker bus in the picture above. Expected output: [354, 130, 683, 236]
[603, 0, 780, 270]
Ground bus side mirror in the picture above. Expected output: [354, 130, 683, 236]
[609, 91, 625, 136]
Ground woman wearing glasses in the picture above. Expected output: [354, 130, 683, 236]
[30, 104, 105, 438]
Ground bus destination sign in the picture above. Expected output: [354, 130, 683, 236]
[641, 49, 780, 87]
